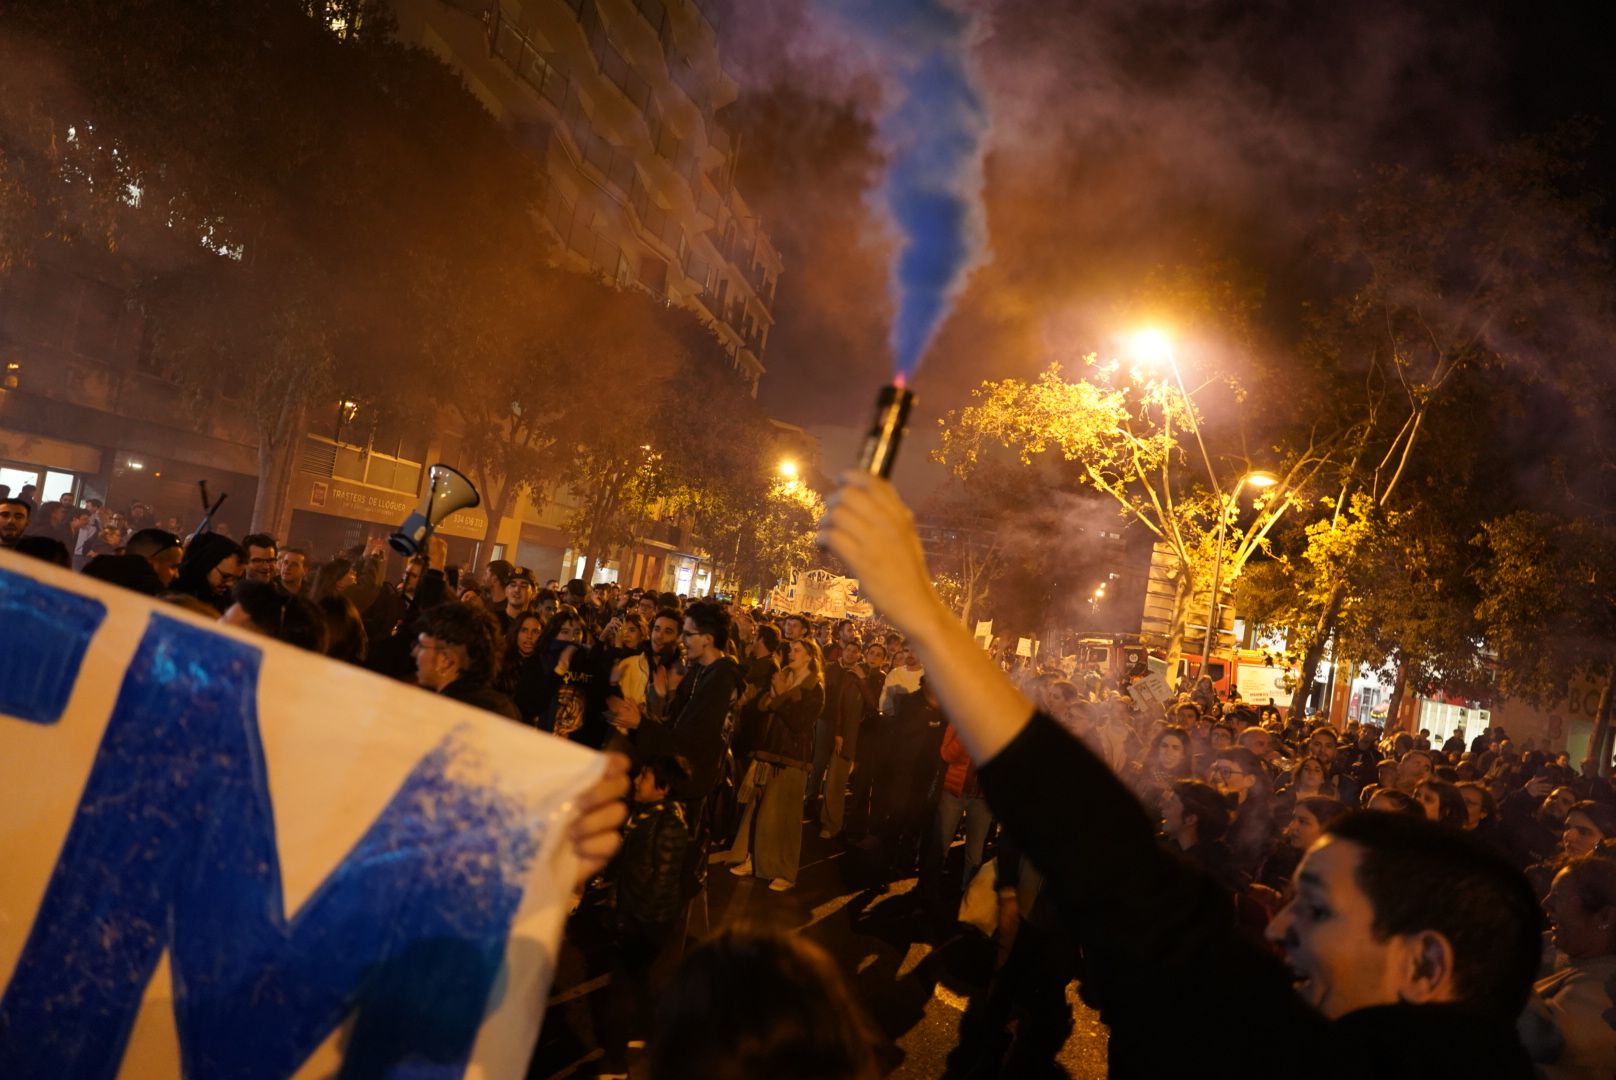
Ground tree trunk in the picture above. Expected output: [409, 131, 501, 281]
[1162, 566, 1198, 690]
[1583, 663, 1616, 778]
[579, 485, 617, 586]
[1290, 581, 1347, 717]
[250, 400, 303, 536]
[472, 471, 510, 571]
[1385, 656, 1410, 732]
[1329, 656, 1355, 728]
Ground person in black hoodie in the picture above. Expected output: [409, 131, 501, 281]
[168, 532, 245, 614]
[822, 472, 1544, 1078]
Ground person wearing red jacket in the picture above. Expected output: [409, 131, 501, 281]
[935, 722, 993, 896]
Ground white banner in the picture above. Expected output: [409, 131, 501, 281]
[0, 551, 603, 1079]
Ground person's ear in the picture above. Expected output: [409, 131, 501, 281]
[1399, 930, 1454, 1004]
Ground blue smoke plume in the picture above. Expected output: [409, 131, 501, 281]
[834, 1, 988, 379]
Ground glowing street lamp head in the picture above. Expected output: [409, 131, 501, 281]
[1129, 327, 1175, 367]
[779, 459, 798, 480]
[1243, 471, 1279, 489]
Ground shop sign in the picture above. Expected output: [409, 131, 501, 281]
[298, 475, 488, 539]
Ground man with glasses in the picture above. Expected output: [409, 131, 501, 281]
[241, 533, 279, 585]
[171, 533, 247, 614]
[412, 602, 519, 721]
[609, 601, 742, 808]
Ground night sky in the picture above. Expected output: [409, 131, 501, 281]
[708, 0, 1616, 497]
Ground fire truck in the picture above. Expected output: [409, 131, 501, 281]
[1064, 634, 1295, 712]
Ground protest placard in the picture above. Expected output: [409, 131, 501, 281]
[1128, 670, 1175, 711]
[0, 551, 603, 1079]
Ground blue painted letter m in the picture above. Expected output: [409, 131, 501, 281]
[0, 581, 537, 1080]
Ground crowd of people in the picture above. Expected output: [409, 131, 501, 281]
[6, 480, 1616, 1079]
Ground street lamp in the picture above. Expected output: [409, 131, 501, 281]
[779, 459, 798, 481]
[1127, 327, 1220, 494]
[1202, 470, 1277, 679]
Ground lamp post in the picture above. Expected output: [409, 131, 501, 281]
[1202, 470, 1277, 680]
[1130, 329, 1221, 496]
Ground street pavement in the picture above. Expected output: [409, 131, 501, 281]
[529, 818, 1109, 1079]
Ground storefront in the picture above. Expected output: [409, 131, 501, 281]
[0, 428, 96, 505]
[0, 427, 257, 535]
[513, 522, 573, 585]
[286, 472, 490, 570]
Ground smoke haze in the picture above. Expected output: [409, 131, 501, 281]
[711, 0, 1616, 495]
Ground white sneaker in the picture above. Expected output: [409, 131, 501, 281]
[728, 858, 753, 877]
[768, 877, 794, 892]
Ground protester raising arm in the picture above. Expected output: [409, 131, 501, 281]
[817, 471, 1538, 1077]
[816, 472, 1032, 763]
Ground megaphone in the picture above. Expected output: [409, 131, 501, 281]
[390, 464, 481, 556]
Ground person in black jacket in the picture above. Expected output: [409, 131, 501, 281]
[730, 637, 825, 891]
[597, 754, 691, 1079]
[411, 601, 520, 721]
[364, 543, 454, 679]
[610, 601, 742, 807]
[820, 472, 1544, 1078]
[818, 640, 869, 840]
[883, 675, 948, 876]
[843, 642, 890, 842]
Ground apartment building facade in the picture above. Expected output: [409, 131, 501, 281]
[392, 0, 781, 394]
